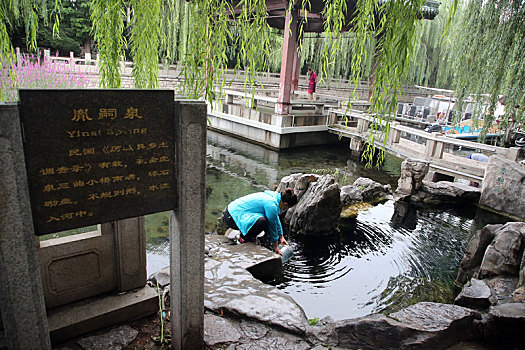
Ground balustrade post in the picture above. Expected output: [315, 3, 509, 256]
[424, 139, 436, 159]
[69, 51, 75, 69]
[504, 147, 520, 161]
[387, 123, 401, 145]
[357, 118, 369, 134]
[15, 47, 21, 65]
[433, 134, 445, 159]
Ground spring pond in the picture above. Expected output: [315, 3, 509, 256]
[146, 130, 508, 321]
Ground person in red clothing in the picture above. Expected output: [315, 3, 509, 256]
[307, 67, 317, 100]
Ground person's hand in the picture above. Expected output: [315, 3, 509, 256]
[280, 236, 289, 246]
[273, 241, 283, 255]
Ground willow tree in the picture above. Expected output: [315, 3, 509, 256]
[407, 0, 457, 88]
[446, 0, 525, 141]
[5, 0, 524, 149]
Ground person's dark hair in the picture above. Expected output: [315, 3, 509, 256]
[281, 188, 297, 207]
[307, 67, 312, 72]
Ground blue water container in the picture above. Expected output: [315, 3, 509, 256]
[279, 244, 294, 263]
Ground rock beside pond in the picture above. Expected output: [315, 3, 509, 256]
[394, 158, 480, 206]
[340, 178, 391, 206]
[277, 173, 392, 233]
[334, 302, 481, 350]
[478, 222, 525, 279]
[454, 278, 491, 309]
[410, 181, 481, 205]
[305, 316, 338, 347]
[278, 173, 320, 223]
[352, 177, 391, 201]
[482, 303, 525, 348]
[456, 222, 525, 315]
[340, 185, 363, 205]
[480, 156, 525, 220]
[395, 158, 429, 200]
[484, 276, 518, 306]
[205, 258, 308, 334]
[288, 175, 342, 235]
[456, 224, 502, 285]
[277, 173, 319, 200]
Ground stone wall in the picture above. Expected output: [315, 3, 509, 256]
[479, 156, 525, 219]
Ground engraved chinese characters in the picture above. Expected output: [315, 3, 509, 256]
[18, 90, 176, 235]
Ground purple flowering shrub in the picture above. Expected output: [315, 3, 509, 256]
[0, 52, 86, 102]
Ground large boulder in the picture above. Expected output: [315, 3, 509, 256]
[478, 222, 525, 279]
[276, 173, 305, 194]
[481, 303, 525, 348]
[277, 173, 319, 200]
[288, 175, 342, 235]
[410, 181, 481, 206]
[484, 276, 519, 306]
[334, 302, 481, 349]
[352, 177, 391, 202]
[514, 251, 525, 302]
[340, 185, 363, 206]
[456, 224, 503, 285]
[480, 156, 525, 219]
[278, 173, 320, 224]
[454, 278, 491, 310]
[205, 258, 308, 334]
[456, 222, 525, 310]
[395, 158, 429, 200]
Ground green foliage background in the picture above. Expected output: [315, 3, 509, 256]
[2, 0, 524, 143]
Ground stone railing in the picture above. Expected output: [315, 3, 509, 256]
[17, 48, 431, 103]
[328, 109, 520, 182]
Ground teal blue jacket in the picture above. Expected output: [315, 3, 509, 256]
[227, 191, 283, 242]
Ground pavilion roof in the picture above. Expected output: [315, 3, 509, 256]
[231, 0, 440, 32]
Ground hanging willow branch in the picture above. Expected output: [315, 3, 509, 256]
[129, 0, 161, 88]
[90, 0, 126, 88]
[4, 0, 524, 153]
[447, 0, 525, 143]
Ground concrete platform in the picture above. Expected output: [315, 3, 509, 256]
[47, 285, 158, 344]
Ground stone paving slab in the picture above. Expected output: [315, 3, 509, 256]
[204, 234, 308, 334]
[204, 313, 311, 350]
[204, 257, 309, 335]
[47, 286, 158, 344]
[205, 234, 282, 280]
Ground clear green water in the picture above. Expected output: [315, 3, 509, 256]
[50, 129, 504, 321]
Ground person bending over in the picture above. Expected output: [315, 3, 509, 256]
[222, 188, 297, 255]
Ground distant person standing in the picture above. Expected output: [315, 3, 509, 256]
[308, 68, 317, 100]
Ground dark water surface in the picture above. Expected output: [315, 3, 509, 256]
[146, 130, 508, 320]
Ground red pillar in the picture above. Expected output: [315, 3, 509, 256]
[275, 9, 298, 115]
